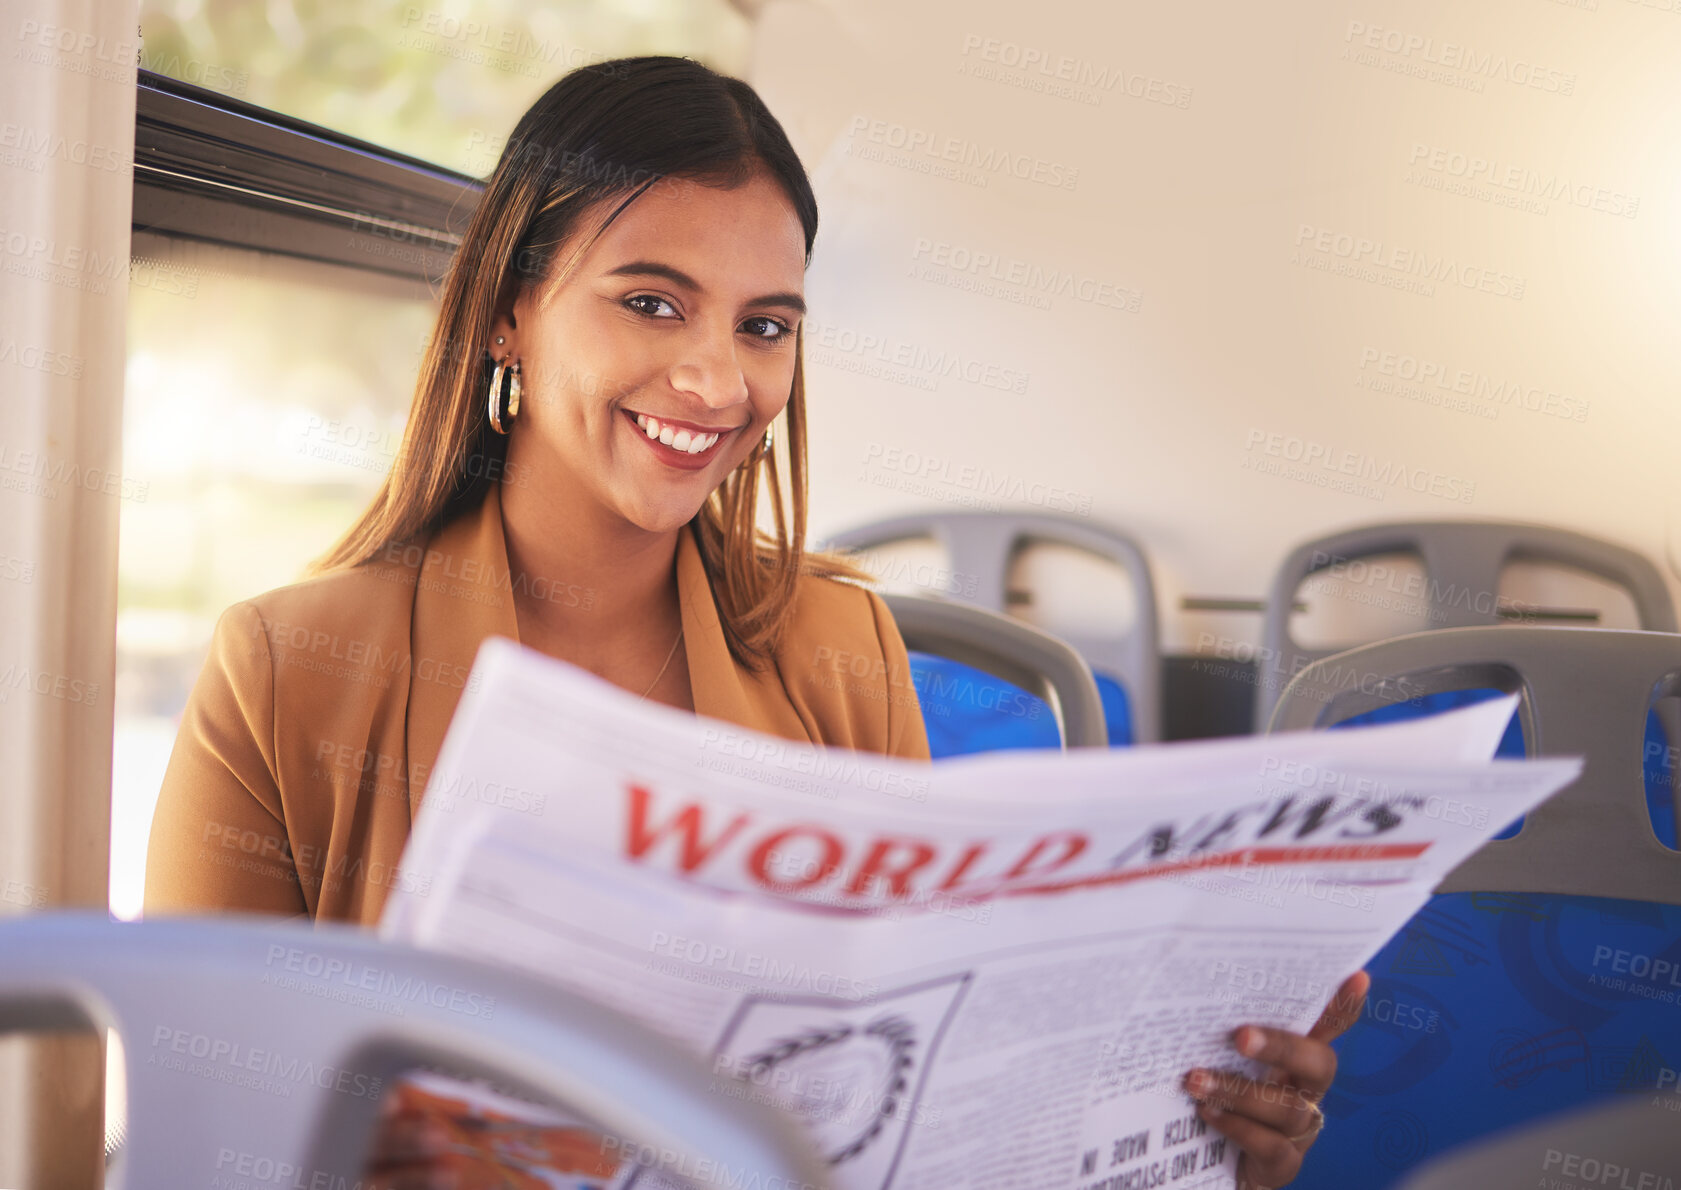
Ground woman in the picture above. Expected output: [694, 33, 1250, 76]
[144, 55, 1363, 1190]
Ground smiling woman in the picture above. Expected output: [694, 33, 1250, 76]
[480, 169, 817, 694]
[311, 57, 846, 688]
[144, 57, 932, 929]
[138, 54, 1360, 1190]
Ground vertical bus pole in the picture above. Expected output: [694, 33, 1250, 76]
[0, 0, 133, 1184]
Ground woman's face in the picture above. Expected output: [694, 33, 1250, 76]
[493, 170, 807, 535]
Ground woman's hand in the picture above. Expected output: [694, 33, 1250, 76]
[1181, 970, 1370, 1190]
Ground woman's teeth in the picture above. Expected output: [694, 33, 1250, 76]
[635, 413, 721, 455]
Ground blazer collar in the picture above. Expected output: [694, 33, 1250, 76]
[403, 482, 810, 816]
[403, 483, 518, 814]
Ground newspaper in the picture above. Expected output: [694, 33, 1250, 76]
[380, 637, 1580, 1190]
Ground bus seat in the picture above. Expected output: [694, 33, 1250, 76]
[1394, 1095, 1680, 1189]
[1267, 627, 1681, 1190]
[881, 592, 1108, 754]
[1254, 520, 1678, 732]
[825, 511, 1160, 743]
[0, 912, 823, 1190]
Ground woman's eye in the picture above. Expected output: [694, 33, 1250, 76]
[742, 316, 792, 342]
[626, 294, 678, 318]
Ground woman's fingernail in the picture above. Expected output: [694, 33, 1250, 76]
[1185, 1070, 1211, 1094]
[1236, 1028, 1263, 1057]
[1200, 1102, 1223, 1119]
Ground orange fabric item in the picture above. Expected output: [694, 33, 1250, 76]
[382, 1076, 622, 1188]
[145, 481, 931, 925]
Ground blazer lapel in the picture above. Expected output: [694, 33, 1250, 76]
[403, 496, 817, 818]
[676, 525, 816, 745]
[404, 483, 520, 816]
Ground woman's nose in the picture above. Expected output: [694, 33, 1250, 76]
[669, 332, 750, 410]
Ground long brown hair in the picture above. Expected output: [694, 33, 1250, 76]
[312, 57, 867, 670]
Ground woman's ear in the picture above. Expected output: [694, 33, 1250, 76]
[488, 308, 518, 361]
[488, 276, 523, 360]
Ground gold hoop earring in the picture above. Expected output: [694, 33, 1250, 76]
[488, 359, 522, 434]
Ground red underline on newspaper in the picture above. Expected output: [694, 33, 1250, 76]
[1002, 842, 1432, 900]
[709, 840, 1434, 918]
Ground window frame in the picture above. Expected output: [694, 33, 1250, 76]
[133, 69, 483, 284]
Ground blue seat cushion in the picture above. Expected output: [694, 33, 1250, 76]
[907, 652, 1060, 758]
[1292, 891, 1681, 1190]
[1095, 670, 1133, 747]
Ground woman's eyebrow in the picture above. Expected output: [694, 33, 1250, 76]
[606, 260, 806, 315]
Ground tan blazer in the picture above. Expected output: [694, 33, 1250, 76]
[145, 483, 930, 926]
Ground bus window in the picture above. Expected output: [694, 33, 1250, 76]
[114, 234, 437, 921]
[135, 0, 751, 175]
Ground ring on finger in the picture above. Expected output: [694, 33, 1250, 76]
[1288, 1100, 1325, 1145]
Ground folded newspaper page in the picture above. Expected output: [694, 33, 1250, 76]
[381, 637, 1580, 1190]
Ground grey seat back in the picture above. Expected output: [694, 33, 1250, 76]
[1255, 520, 1678, 731]
[0, 913, 824, 1189]
[825, 512, 1160, 741]
[1395, 1096, 1679, 1189]
[881, 592, 1108, 749]
[1267, 626, 1681, 903]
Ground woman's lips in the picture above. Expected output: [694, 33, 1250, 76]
[622, 409, 738, 470]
